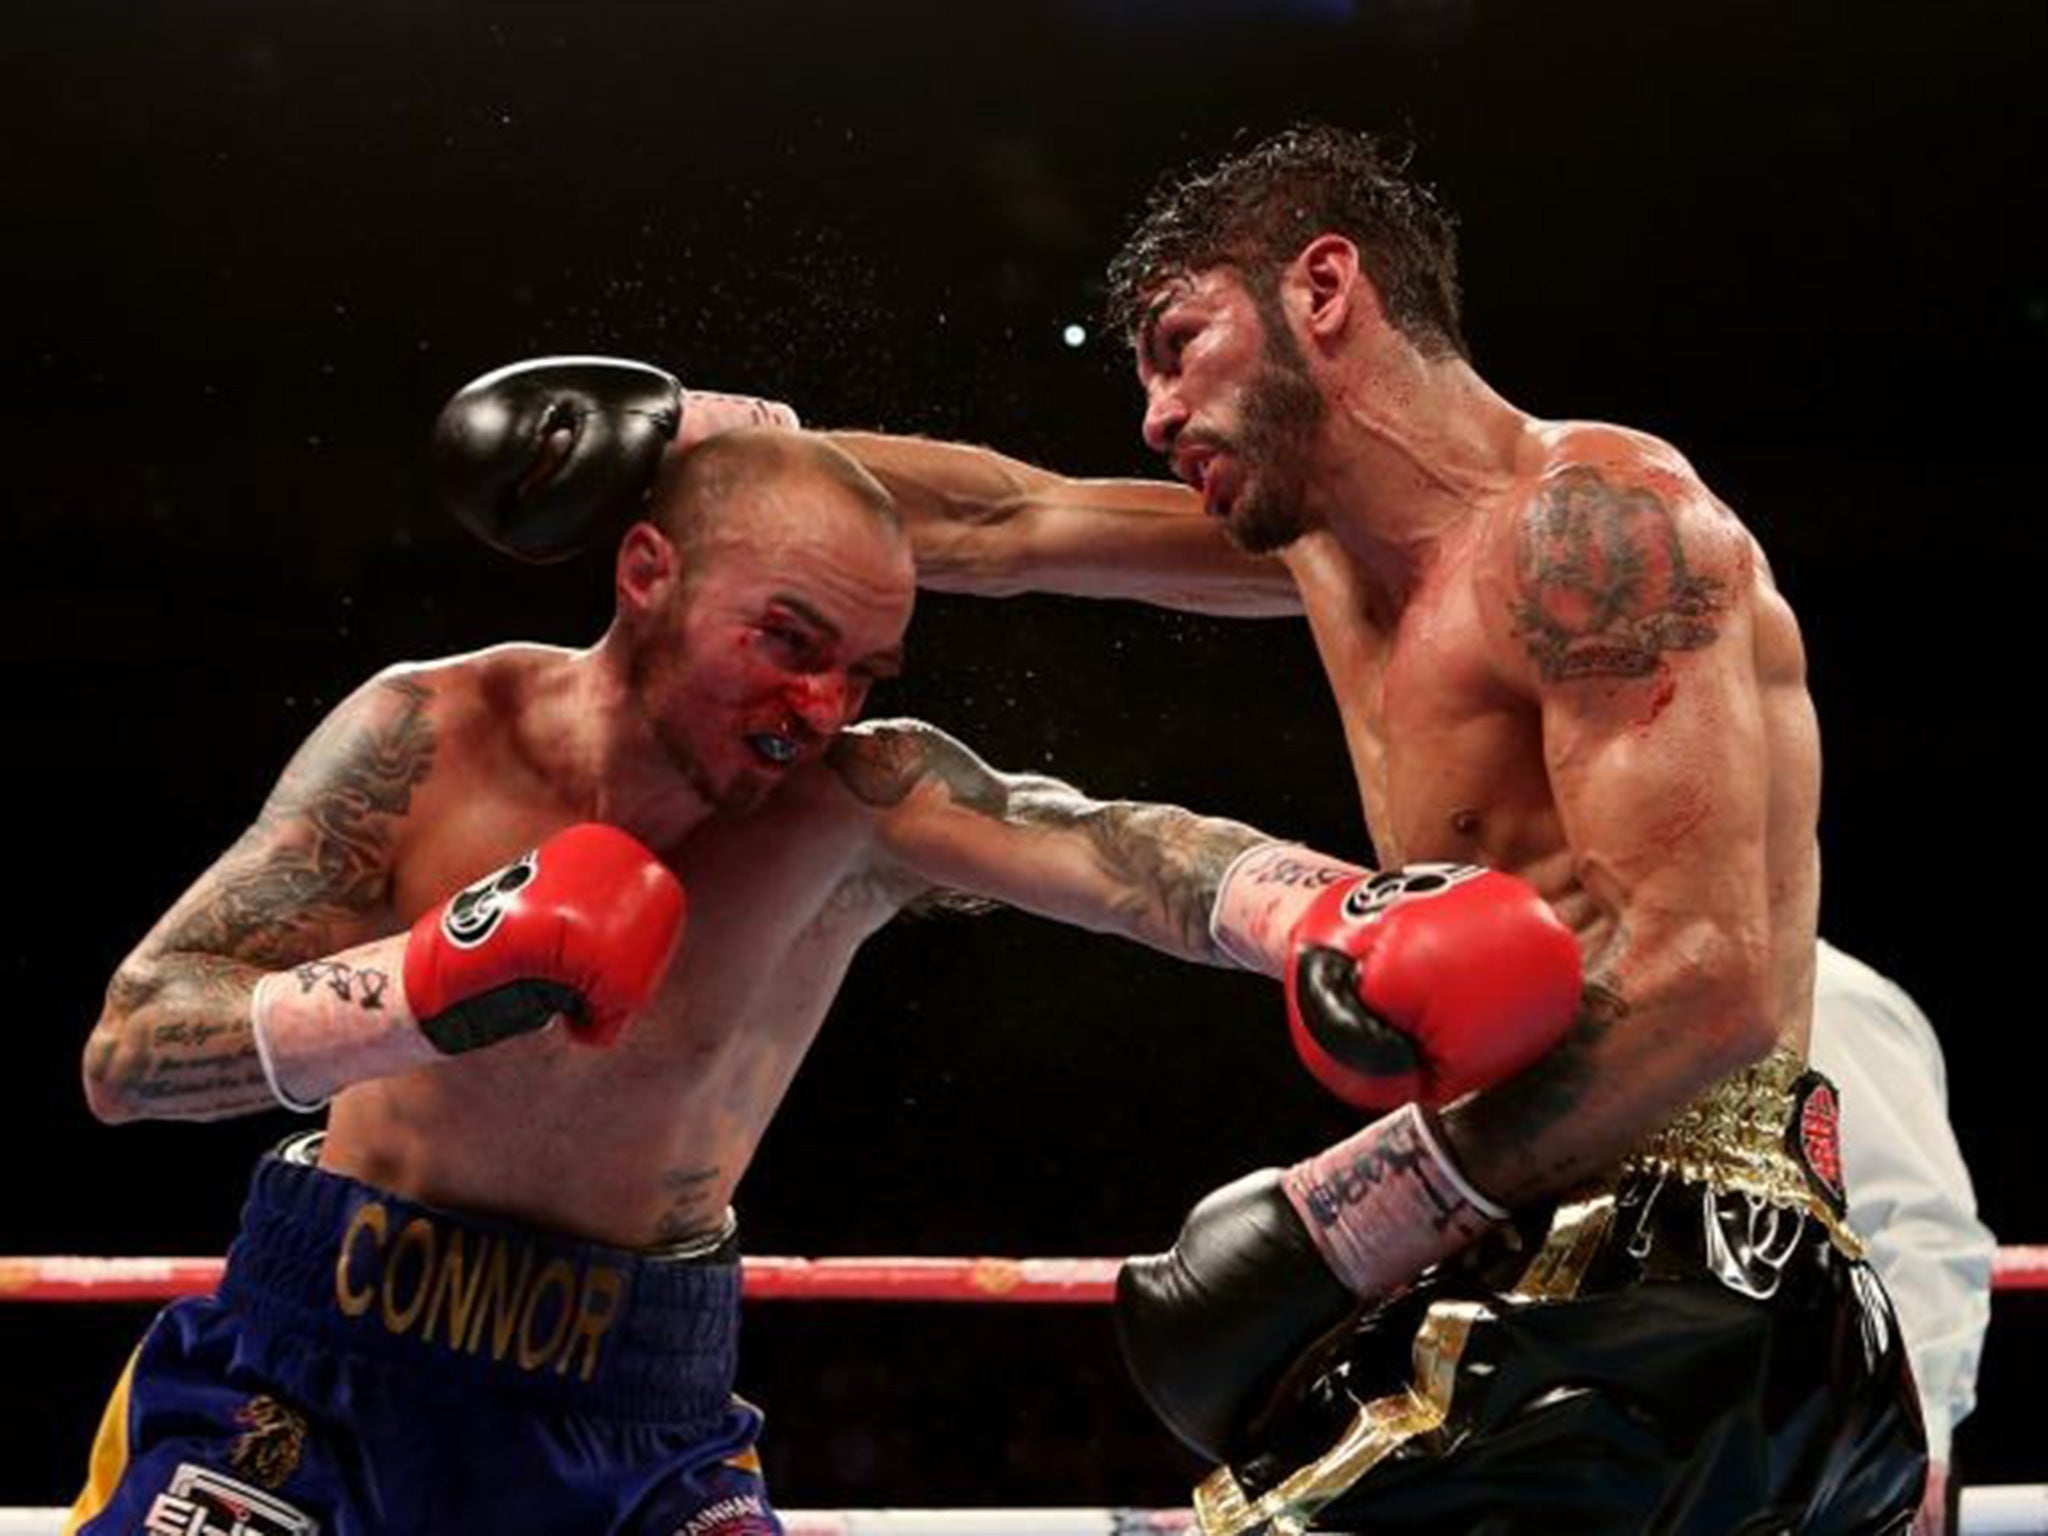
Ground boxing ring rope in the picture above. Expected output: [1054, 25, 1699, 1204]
[5, 1247, 2047, 1302]
[7, 1251, 2044, 1536]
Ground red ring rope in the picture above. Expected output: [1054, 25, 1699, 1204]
[2, 1248, 2044, 1304]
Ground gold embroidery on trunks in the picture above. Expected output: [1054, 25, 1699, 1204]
[1622, 1045, 1862, 1258]
[331, 1200, 627, 1381]
[1193, 1184, 1614, 1532]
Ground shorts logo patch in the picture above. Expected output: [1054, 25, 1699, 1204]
[1788, 1070, 1847, 1216]
[676, 1492, 774, 1534]
[228, 1394, 308, 1490]
[441, 850, 540, 949]
[144, 1462, 319, 1535]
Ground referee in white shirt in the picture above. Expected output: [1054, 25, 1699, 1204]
[1809, 939, 1997, 1536]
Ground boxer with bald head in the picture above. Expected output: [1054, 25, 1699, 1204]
[71, 408, 1578, 1536]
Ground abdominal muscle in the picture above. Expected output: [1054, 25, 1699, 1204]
[317, 927, 868, 1250]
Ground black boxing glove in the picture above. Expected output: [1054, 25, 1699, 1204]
[1115, 1168, 1358, 1463]
[433, 356, 799, 563]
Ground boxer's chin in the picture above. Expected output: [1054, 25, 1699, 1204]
[650, 723, 749, 813]
[707, 766, 777, 816]
[1228, 472, 1315, 554]
[1226, 355, 1323, 553]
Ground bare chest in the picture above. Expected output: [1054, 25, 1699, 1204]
[1306, 581, 1555, 872]
[397, 771, 891, 1064]
[344, 768, 900, 1240]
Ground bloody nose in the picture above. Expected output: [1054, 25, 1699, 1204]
[788, 672, 852, 733]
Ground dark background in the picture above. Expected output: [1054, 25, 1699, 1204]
[4, 0, 2042, 1511]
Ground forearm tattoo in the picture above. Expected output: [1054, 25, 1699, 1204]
[1511, 467, 1727, 682]
[1440, 978, 1631, 1197]
[1021, 788, 1268, 960]
[831, 722, 1267, 958]
[92, 952, 273, 1118]
[91, 676, 436, 1116]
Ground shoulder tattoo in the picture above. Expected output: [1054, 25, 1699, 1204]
[1510, 466, 1728, 683]
[158, 675, 437, 962]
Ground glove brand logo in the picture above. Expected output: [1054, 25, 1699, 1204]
[144, 1461, 318, 1535]
[1339, 863, 1484, 926]
[441, 850, 540, 950]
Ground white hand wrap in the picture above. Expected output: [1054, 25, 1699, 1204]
[679, 389, 801, 434]
[249, 932, 433, 1112]
[1281, 1102, 1507, 1301]
[1207, 841, 1372, 976]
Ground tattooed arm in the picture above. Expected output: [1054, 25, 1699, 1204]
[82, 671, 436, 1122]
[824, 431, 1303, 618]
[828, 718, 1322, 966]
[1444, 447, 1796, 1203]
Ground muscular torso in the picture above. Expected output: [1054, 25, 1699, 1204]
[1284, 422, 1821, 1055]
[322, 648, 911, 1248]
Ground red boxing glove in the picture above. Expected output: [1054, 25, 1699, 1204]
[1284, 864, 1581, 1110]
[405, 823, 686, 1052]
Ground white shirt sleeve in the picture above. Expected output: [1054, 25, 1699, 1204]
[1806, 940, 1996, 1466]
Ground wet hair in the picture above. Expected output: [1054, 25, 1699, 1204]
[1106, 124, 1467, 359]
[649, 429, 901, 568]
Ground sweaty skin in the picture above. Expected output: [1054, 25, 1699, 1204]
[1122, 252, 1821, 1208]
[83, 441, 1279, 1248]
[1281, 427, 1817, 1016]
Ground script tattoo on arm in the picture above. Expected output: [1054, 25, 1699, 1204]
[86, 675, 436, 1120]
[830, 721, 1267, 962]
[1510, 467, 1727, 683]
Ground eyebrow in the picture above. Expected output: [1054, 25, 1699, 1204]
[768, 595, 840, 639]
[770, 595, 905, 674]
[1136, 275, 1197, 367]
[1137, 298, 1172, 366]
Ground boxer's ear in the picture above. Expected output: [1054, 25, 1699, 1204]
[1291, 234, 1365, 344]
[616, 521, 680, 613]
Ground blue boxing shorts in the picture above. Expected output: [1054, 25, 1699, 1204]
[65, 1133, 779, 1536]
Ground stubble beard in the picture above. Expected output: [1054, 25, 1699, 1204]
[626, 627, 768, 818]
[1224, 321, 1326, 556]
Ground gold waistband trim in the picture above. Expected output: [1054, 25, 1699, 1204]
[1619, 1044, 1860, 1258]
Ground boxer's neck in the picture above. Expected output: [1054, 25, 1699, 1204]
[543, 642, 719, 850]
[1312, 351, 1535, 616]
